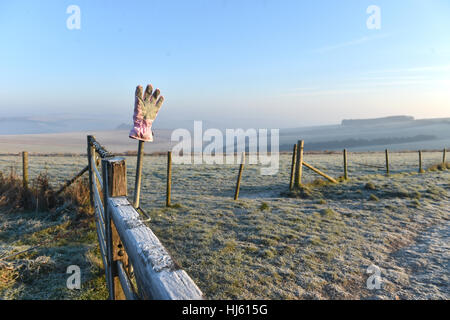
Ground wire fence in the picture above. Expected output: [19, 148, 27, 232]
[0, 150, 447, 203]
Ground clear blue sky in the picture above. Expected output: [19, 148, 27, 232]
[0, 0, 449, 128]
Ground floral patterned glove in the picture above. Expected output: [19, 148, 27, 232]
[129, 84, 164, 142]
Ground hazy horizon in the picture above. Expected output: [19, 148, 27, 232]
[0, 112, 449, 134]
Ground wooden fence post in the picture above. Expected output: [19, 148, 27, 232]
[234, 152, 245, 200]
[289, 144, 297, 190]
[385, 149, 390, 176]
[166, 151, 172, 207]
[343, 149, 348, 180]
[87, 136, 95, 207]
[102, 158, 128, 300]
[133, 140, 145, 209]
[418, 150, 423, 173]
[294, 140, 304, 188]
[22, 151, 28, 190]
[443, 148, 447, 167]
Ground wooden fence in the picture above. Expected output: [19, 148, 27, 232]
[86, 135, 203, 300]
[13, 144, 449, 203]
[288, 141, 448, 190]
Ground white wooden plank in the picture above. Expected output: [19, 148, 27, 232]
[108, 197, 203, 300]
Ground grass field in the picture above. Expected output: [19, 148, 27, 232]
[0, 152, 449, 299]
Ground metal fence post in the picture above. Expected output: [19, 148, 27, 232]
[133, 140, 145, 209]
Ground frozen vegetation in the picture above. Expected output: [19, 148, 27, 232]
[0, 152, 448, 299]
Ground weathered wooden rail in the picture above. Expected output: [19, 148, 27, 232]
[86, 135, 203, 300]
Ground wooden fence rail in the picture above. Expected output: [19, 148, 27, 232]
[56, 165, 89, 195]
[86, 135, 203, 300]
[302, 161, 338, 184]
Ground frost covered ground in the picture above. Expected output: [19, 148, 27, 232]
[0, 152, 448, 299]
[0, 207, 108, 299]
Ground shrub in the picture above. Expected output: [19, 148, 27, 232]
[427, 162, 450, 171]
[0, 168, 91, 215]
[320, 208, 337, 218]
[364, 182, 376, 190]
[262, 249, 276, 259]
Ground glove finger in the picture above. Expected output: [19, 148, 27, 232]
[135, 85, 144, 103]
[150, 88, 160, 104]
[135, 85, 143, 99]
[155, 96, 164, 110]
[144, 84, 153, 101]
[149, 96, 164, 119]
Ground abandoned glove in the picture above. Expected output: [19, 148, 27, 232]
[129, 84, 164, 142]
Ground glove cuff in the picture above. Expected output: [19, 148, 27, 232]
[129, 119, 154, 142]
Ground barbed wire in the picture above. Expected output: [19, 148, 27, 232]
[88, 136, 115, 159]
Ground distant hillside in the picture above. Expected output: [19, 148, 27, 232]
[280, 135, 436, 151]
[116, 123, 132, 130]
[341, 115, 414, 126]
[280, 116, 450, 151]
[0, 129, 173, 154]
[0, 115, 123, 135]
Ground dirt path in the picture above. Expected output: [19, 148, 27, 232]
[388, 218, 449, 299]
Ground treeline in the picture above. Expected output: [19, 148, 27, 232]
[341, 115, 414, 126]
